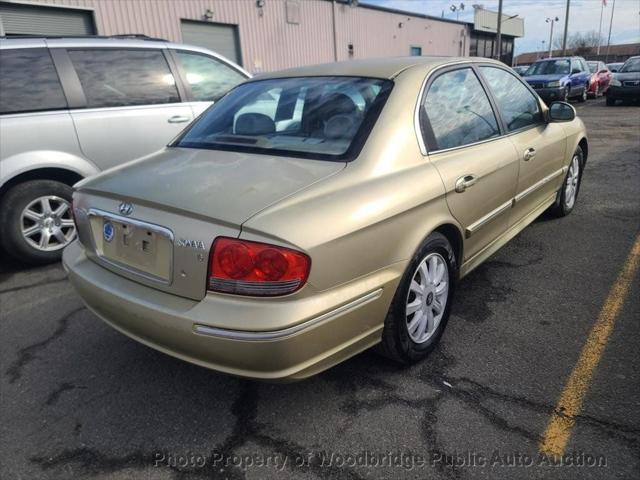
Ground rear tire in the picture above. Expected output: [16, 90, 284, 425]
[378, 232, 457, 364]
[549, 146, 584, 217]
[0, 180, 76, 265]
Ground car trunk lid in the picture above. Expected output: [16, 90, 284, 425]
[74, 147, 345, 300]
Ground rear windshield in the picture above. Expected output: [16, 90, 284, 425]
[588, 62, 598, 73]
[176, 76, 393, 161]
[620, 58, 640, 73]
[526, 60, 570, 76]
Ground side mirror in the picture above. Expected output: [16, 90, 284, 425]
[610, 68, 618, 73]
[571, 68, 581, 75]
[548, 101, 576, 122]
[599, 69, 608, 74]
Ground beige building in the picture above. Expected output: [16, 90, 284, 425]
[0, 0, 521, 72]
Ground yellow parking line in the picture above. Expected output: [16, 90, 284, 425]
[539, 233, 640, 456]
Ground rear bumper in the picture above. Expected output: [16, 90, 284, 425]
[62, 241, 399, 381]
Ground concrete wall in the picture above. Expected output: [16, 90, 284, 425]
[11, 0, 469, 73]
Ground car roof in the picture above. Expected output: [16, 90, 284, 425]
[252, 56, 504, 81]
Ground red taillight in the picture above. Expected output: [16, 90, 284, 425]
[208, 237, 311, 296]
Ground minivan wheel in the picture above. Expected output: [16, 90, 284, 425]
[378, 232, 457, 363]
[549, 146, 584, 217]
[0, 180, 76, 264]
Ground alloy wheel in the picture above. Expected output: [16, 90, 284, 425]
[20, 196, 76, 251]
[405, 252, 449, 344]
[564, 155, 580, 209]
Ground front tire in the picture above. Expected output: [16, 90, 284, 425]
[0, 180, 76, 265]
[378, 232, 457, 363]
[577, 87, 587, 103]
[549, 146, 584, 217]
[606, 95, 616, 106]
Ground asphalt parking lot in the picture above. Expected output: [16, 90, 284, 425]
[1, 97, 639, 480]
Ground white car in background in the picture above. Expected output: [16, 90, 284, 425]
[0, 35, 249, 264]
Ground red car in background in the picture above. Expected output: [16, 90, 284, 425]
[587, 61, 612, 98]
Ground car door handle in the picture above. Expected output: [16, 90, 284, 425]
[168, 115, 191, 124]
[523, 148, 536, 161]
[455, 174, 478, 193]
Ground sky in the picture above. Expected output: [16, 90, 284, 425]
[361, 0, 640, 54]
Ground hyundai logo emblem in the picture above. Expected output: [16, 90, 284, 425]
[118, 202, 133, 216]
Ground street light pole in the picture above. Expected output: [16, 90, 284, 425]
[546, 17, 559, 58]
[561, 0, 570, 56]
[605, 0, 616, 63]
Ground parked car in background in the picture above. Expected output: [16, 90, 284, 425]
[512, 65, 529, 76]
[607, 56, 640, 106]
[64, 57, 588, 380]
[523, 56, 591, 103]
[587, 61, 612, 98]
[0, 35, 250, 264]
[606, 62, 624, 73]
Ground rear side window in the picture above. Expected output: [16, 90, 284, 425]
[68, 49, 180, 108]
[480, 67, 543, 132]
[421, 68, 499, 151]
[175, 51, 246, 102]
[0, 48, 67, 114]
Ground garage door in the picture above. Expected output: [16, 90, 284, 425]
[0, 2, 95, 36]
[180, 20, 242, 66]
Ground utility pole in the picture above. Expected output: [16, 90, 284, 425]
[495, 0, 503, 61]
[605, 0, 616, 63]
[561, 0, 570, 55]
[596, 0, 605, 55]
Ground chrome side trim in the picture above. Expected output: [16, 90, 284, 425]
[465, 199, 513, 238]
[514, 166, 567, 204]
[193, 288, 384, 341]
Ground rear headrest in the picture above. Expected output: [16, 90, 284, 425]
[317, 93, 357, 119]
[324, 114, 358, 139]
[235, 113, 275, 136]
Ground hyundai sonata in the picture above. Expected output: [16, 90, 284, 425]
[64, 57, 587, 380]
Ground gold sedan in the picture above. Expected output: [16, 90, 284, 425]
[63, 57, 587, 380]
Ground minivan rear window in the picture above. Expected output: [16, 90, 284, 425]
[176, 76, 393, 161]
[68, 49, 180, 108]
[0, 48, 67, 115]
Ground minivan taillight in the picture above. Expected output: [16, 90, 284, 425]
[208, 237, 311, 296]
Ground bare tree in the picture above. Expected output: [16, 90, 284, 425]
[552, 30, 604, 54]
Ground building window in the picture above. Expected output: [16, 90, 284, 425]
[410, 46, 422, 57]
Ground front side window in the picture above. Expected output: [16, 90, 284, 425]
[0, 48, 67, 114]
[480, 67, 543, 132]
[421, 68, 499, 151]
[526, 60, 570, 76]
[174, 51, 247, 102]
[68, 49, 180, 108]
[176, 76, 392, 160]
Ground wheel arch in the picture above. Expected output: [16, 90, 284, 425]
[0, 167, 84, 202]
[578, 137, 588, 164]
[433, 223, 464, 269]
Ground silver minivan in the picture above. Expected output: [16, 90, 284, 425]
[0, 35, 249, 264]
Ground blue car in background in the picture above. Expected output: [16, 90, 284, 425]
[523, 56, 591, 104]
